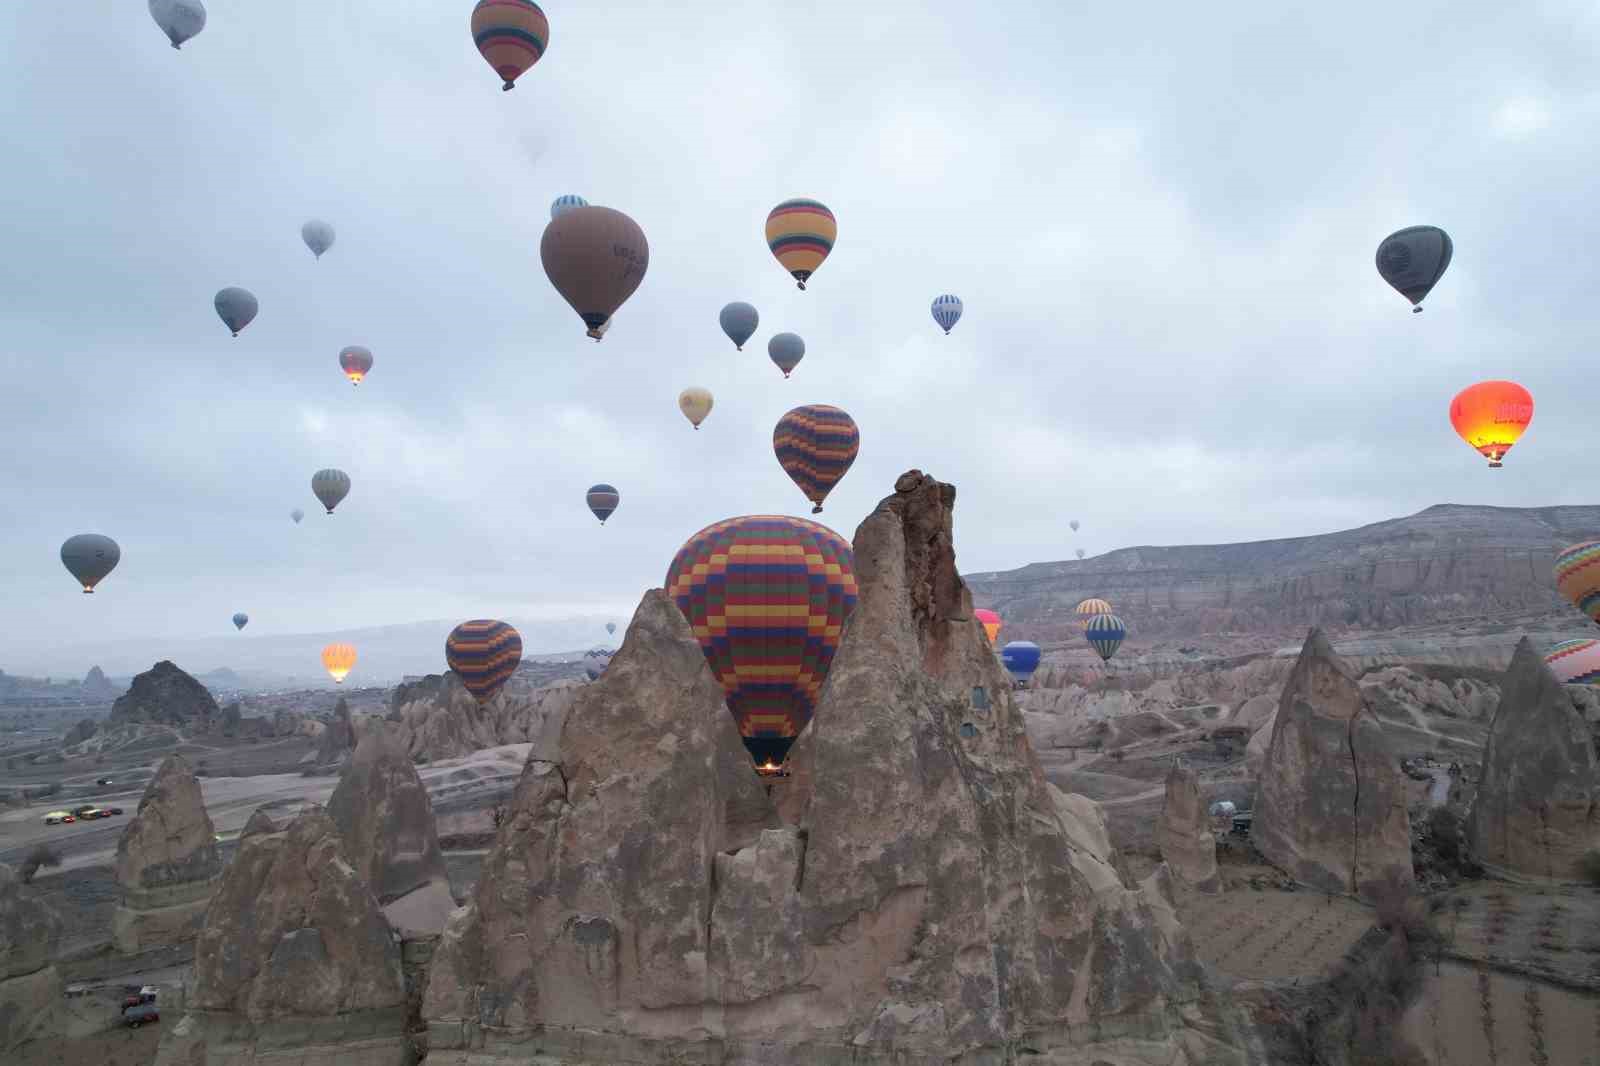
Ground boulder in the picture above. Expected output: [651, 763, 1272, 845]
[112, 754, 222, 954]
[1468, 638, 1600, 882]
[1158, 760, 1218, 891]
[385, 673, 579, 762]
[311, 697, 356, 769]
[0, 862, 64, 1050]
[108, 661, 217, 729]
[241, 808, 277, 839]
[63, 718, 99, 746]
[1253, 629, 1413, 899]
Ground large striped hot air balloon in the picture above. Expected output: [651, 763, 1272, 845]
[1448, 381, 1533, 468]
[1075, 598, 1113, 630]
[1545, 639, 1600, 684]
[586, 484, 620, 524]
[1085, 613, 1126, 662]
[765, 199, 836, 290]
[1001, 640, 1041, 685]
[773, 404, 859, 513]
[974, 608, 1001, 645]
[445, 620, 524, 704]
[1555, 541, 1600, 627]
[666, 515, 858, 776]
[471, 0, 549, 91]
[321, 643, 357, 684]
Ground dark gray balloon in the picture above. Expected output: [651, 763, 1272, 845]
[1376, 226, 1453, 312]
[312, 468, 351, 514]
[61, 534, 121, 593]
[232, 612, 249, 630]
[214, 287, 258, 336]
[767, 332, 805, 377]
[719, 302, 759, 350]
[149, 0, 206, 49]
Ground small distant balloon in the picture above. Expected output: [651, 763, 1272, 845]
[1085, 613, 1126, 662]
[1070, 520, 1080, 533]
[583, 647, 614, 682]
[1555, 542, 1600, 627]
[149, 0, 206, 49]
[773, 404, 858, 512]
[765, 199, 836, 290]
[586, 483, 620, 524]
[550, 194, 588, 220]
[290, 508, 305, 525]
[232, 612, 248, 631]
[339, 346, 373, 386]
[719, 302, 759, 350]
[1545, 639, 1600, 684]
[931, 294, 963, 334]
[1376, 226, 1452, 312]
[767, 332, 805, 378]
[974, 608, 1001, 645]
[61, 534, 120, 594]
[214, 287, 258, 337]
[679, 387, 713, 429]
[471, 0, 549, 91]
[1449, 381, 1533, 468]
[321, 643, 357, 685]
[605, 622, 617, 636]
[312, 468, 351, 514]
[541, 206, 649, 340]
[445, 620, 524, 704]
[301, 220, 335, 259]
[1076, 548, 1086, 560]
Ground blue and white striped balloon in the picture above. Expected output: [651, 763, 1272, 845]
[931, 294, 963, 334]
[550, 194, 589, 221]
[1085, 613, 1126, 662]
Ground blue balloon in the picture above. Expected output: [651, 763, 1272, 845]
[931, 294, 963, 334]
[1085, 614, 1126, 662]
[1000, 640, 1040, 682]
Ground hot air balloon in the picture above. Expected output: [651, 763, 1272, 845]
[765, 199, 835, 290]
[60, 534, 120, 594]
[149, 0, 205, 49]
[1555, 542, 1600, 626]
[583, 647, 613, 682]
[541, 206, 648, 340]
[232, 612, 248, 631]
[586, 483, 620, 524]
[301, 220, 335, 259]
[1070, 520, 1080, 533]
[1376, 226, 1452, 312]
[290, 508, 305, 524]
[767, 333, 805, 378]
[679, 387, 713, 429]
[214, 287, 257, 337]
[773, 404, 859, 513]
[1085, 613, 1126, 662]
[1001, 641, 1041, 686]
[1545, 639, 1600, 684]
[1075, 549, 1086, 560]
[719, 302, 759, 350]
[550, 194, 588, 220]
[605, 622, 617, 636]
[445, 620, 524, 704]
[339, 346, 373, 385]
[471, 0, 549, 91]
[321, 643, 357, 684]
[974, 609, 1001, 644]
[1449, 381, 1533, 468]
[312, 468, 351, 514]
[931, 294, 963, 334]
[1075, 598, 1112, 630]
[666, 515, 858, 775]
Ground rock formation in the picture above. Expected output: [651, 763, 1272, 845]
[1253, 629, 1414, 899]
[328, 726, 455, 937]
[112, 754, 223, 954]
[308, 697, 356, 769]
[82, 664, 118, 700]
[108, 660, 218, 729]
[0, 863, 63, 1051]
[63, 717, 99, 746]
[422, 470, 1248, 1065]
[1468, 638, 1600, 882]
[241, 808, 277, 838]
[1159, 759, 1219, 891]
[157, 807, 407, 1066]
[384, 673, 578, 762]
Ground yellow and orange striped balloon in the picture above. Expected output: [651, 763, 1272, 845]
[321, 643, 357, 684]
[765, 199, 835, 290]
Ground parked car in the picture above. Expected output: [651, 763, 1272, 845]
[42, 810, 71, 825]
[123, 1002, 160, 1028]
[107, 806, 124, 815]
[61, 814, 77, 824]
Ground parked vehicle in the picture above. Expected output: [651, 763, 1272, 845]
[42, 810, 71, 825]
[123, 1002, 159, 1028]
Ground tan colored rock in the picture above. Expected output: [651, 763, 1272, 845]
[384, 673, 579, 762]
[112, 753, 221, 954]
[109, 660, 217, 729]
[1245, 706, 1277, 778]
[1158, 760, 1218, 891]
[1231, 693, 1277, 732]
[0, 862, 64, 1050]
[1468, 638, 1600, 882]
[310, 696, 356, 768]
[1253, 629, 1413, 899]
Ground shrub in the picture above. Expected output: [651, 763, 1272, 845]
[19, 843, 61, 884]
[1427, 806, 1463, 867]
[1577, 849, 1600, 887]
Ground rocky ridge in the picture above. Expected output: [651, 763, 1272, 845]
[112, 754, 222, 953]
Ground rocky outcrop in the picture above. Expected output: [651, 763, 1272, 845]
[241, 808, 277, 838]
[328, 726, 454, 937]
[308, 697, 356, 770]
[1159, 760, 1219, 891]
[0, 862, 63, 1051]
[63, 718, 99, 746]
[82, 665, 119, 700]
[157, 808, 407, 1066]
[108, 660, 217, 729]
[384, 673, 578, 762]
[1253, 629, 1414, 899]
[423, 470, 1248, 1065]
[1468, 638, 1600, 882]
[112, 754, 222, 954]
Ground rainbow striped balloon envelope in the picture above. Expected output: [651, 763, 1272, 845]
[666, 515, 858, 775]
[765, 199, 836, 290]
[1085, 613, 1126, 662]
[1555, 541, 1600, 626]
[1545, 639, 1600, 685]
[445, 620, 524, 704]
[773, 404, 859, 514]
[471, 0, 549, 91]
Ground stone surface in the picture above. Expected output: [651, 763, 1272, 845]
[1158, 760, 1218, 891]
[63, 718, 99, 746]
[1253, 629, 1414, 899]
[311, 696, 356, 768]
[112, 754, 222, 953]
[1468, 638, 1600, 882]
[82, 664, 119, 700]
[108, 660, 218, 728]
[241, 808, 277, 839]
[384, 673, 579, 762]
[0, 862, 63, 1050]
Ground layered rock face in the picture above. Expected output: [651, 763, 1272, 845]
[157, 808, 407, 1066]
[0, 863, 64, 1051]
[307, 696, 356, 770]
[1468, 638, 1600, 882]
[384, 673, 578, 762]
[328, 726, 455, 937]
[1253, 630, 1414, 899]
[1159, 761, 1218, 891]
[109, 660, 218, 728]
[112, 753, 222, 953]
[423, 470, 1248, 1065]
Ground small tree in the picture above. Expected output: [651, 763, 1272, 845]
[19, 843, 60, 884]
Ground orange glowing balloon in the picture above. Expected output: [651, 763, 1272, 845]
[974, 608, 1001, 645]
[1448, 381, 1533, 468]
[321, 643, 357, 684]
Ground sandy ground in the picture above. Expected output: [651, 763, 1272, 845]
[1441, 883, 1600, 988]
[1402, 960, 1600, 1066]
[1180, 883, 1376, 982]
[9, 1022, 163, 1066]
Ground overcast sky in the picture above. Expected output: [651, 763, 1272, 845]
[3, 1, 1597, 666]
